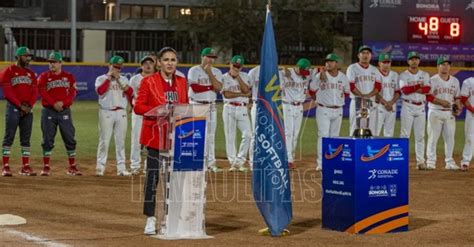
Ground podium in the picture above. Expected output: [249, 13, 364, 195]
[145, 104, 212, 240]
[321, 137, 409, 234]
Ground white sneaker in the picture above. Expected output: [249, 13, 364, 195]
[144, 216, 156, 235]
[445, 164, 460, 170]
[426, 164, 436, 170]
[238, 166, 248, 173]
[208, 165, 222, 173]
[229, 166, 238, 172]
[416, 163, 427, 170]
[461, 163, 469, 171]
[316, 165, 322, 172]
[117, 169, 131, 176]
[130, 168, 141, 175]
[96, 166, 105, 176]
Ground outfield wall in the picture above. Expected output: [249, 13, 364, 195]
[1, 62, 473, 118]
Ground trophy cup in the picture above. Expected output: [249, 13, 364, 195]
[352, 97, 373, 137]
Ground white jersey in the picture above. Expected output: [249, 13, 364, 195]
[346, 63, 381, 100]
[248, 66, 260, 101]
[280, 68, 310, 103]
[399, 69, 431, 103]
[461, 77, 474, 106]
[222, 72, 250, 104]
[310, 71, 349, 107]
[95, 74, 129, 110]
[378, 70, 400, 102]
[428, 74, 460, 110]
[129, 73, 144, 105]
[187, 65, 223, 102]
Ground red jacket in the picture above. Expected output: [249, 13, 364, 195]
[0, 65, 38, 107]
[134, 72, 189, 150]
[38, 70, 76, 108]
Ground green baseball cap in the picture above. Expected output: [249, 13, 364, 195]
[407, 51, 420, 60]
[325, 53, 341, 62]
[16, 46, 32, 57]
[201, 47, 217, 58]
[109, 55, 125, 67]
[140, 55, 154, 65]
[231, 55, 245, 68]
[378, 53, 391, 62]
[437, 56, 451, 65]
[296, 58, 311, 69]
[47, 51, 63, 62]
[358, 45, 372, 53]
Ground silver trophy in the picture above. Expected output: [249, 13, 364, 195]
[352, 97, 373, 137]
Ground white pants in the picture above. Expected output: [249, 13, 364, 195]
[426, 109, 456, 167]
[282, 103, 304, 163]
[462, 111, 474, 166]
[130, 112, 143, 170]
[97, 109, 127, 172]
[316, 106, 343, 167]
[400, 102, 426, 164]
[376, 104, 397, 137]
[349, 99, 377, 136]
[249, 103, 257, 167]
[223, 104, 251, 167]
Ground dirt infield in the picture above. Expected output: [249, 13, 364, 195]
[0, 156, 473, 246]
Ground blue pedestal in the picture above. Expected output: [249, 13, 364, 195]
[321, 137, 409, 234]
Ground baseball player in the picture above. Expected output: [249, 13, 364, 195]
[399, 51, 431, 169]
[37, 51, 81, 176]
[133, 47, 189, 235]
[248, 65, 260, 169]
[425, 56, 462, 170]
[281, 58, 311, 169]
[95, 55, 134, 176]
[309, 53, 349, 171]
[129, 56, 155, 175]
[222, 55, 251, 172]
[346, 45, 382, 136]
[375, 53, 400, 137]
[460, 76, 474, 171]
[1, 46, 38, 176]
[187, 47, 223, 172]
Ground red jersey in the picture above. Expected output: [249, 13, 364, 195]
[38, 70, 76, 108]
[0, 64, 38, 107]
[134, 72, 189, 150]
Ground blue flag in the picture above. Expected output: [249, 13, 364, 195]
[252, 8, 293, 237]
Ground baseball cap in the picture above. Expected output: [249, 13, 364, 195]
[296, 58, 311, 69]
[358, 45, 372, 53]
[325, 53, 341, 62]
[437, 56, 451, 65]
[109, 55, 125, 68]
[201, 47, 217, 58]
[16, 46, 32, 57]
[140, 55, 154, 65]
[47, 51, 63, 62]
[231, 55, 245, 68]
[407, 51, 420, 60]
[378, 53, 391, 62]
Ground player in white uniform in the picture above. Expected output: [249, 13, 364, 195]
[248, 65, 260, 170]
[426, 57, 462, 170]
[129, 56, 155, 175]
[95, 56, 133, 176]
[281, 58, 311, 169]
[460, 77, 474, 171]
[309, 53, 349, 171]
[346, 45, 382, 136]
[187, 47, 223, 172]
[222, 55, 251, 172]
[399, 51, 431, 169]
[375, 53, 400, 137]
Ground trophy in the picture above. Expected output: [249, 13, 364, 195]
[352, 97, 373, 137]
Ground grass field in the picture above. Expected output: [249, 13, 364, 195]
[0, 100, 468, 168]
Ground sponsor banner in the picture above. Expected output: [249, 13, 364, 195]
[322, 137, 409, 234]
[173, 117, 207, 172]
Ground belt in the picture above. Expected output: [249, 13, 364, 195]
[101, 107, 124, 111]
[403, 99, 424, 106]
[438, 108, 452, 111]
[228, 102, 247, 107]
[318, 103, 342, 109]
[194, 100, 215, 104]
[283, 101, 304, 106]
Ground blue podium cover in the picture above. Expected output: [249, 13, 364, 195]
[322, 137, 409, 234]
[172, 117, 207, 172]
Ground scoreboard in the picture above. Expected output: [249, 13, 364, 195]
[363, 0, 474, 61]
